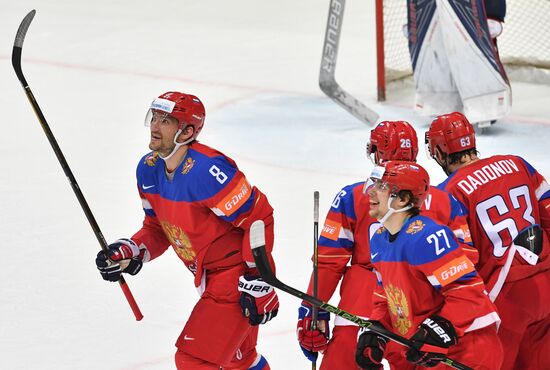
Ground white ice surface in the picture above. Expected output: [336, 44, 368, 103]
[1, 1, 549, 369]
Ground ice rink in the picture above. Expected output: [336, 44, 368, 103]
[1, 1, 549, 369]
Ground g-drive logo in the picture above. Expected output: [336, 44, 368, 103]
[151, 98, 176, 113]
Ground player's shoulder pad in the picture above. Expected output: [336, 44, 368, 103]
[330, 181, 363, 207]
[404, 216, 457, 265]
[372, 224, 386, 237]
[136, 151, 161, 186]
[513, 155, 537, 176]
[138, 151, 161, 170]
[186, 146, 237, 177]
[184, 144, 240, 199]
[437, 172, 458, 191]
[327, 181, 364, 219]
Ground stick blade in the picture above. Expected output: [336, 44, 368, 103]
[320, 79, 379, 125]
[14, 10, 36, 48]
[250, 220, 266, 249]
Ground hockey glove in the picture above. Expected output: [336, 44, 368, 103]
[95, 238, 146, 282]
[238, 275, 279, 326]
[405, 315, 458, 367]
[296, 303, 330, 362]
[355, 322, 387, 370]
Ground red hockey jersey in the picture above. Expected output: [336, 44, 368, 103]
[131, 142, 275, 287]
[438, 155, 550, 299]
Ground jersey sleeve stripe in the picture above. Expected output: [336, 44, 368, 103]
[318, 237, 354, 249]
[141, 198, 156, 216]
[144, 208, 156, 217]
[443, 280, 485, 293]
[340, 227, 354, 242]
[465, 312, 501, 333]
[319, 254, 352, 258]
[536, 180, 550, 201]
[142, 198, 152, 210]
[427, 275, 441, 288]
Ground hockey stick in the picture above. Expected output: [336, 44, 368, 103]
[12, 10, 143, 321]
[250, 220, 472, 370]
[310, 191, 320, 370]
[319, 0, 379, 125]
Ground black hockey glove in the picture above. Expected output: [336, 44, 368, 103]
[355, 322, 388, 370]
[406, 315, 458, 367]
[95, 238, 146, 282]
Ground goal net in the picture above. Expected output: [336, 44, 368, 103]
[378, 0, 550, 101]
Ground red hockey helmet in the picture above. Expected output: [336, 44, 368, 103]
[367, 121, 419, 164]
[425, 112, 476, 159]
[145, 91, 206, 139]
[369, 160, 430, 207]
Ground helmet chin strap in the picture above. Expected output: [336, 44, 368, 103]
[158, 129, 194, 161]
[378, 194, 413, 225]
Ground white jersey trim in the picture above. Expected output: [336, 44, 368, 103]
[488, 244, 516, 302]
[210, 207, 225, 216]
[536, 180, 550, 200]
[340, 227, 354, 242]
[427, 275, 440, 286]
[465, 312, 501, 332]
[141, 198, 152, 210]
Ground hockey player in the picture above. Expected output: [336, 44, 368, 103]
[426, 111, 550, 370]
[296, 121, 474, 369]
[408, 0, 509, 127]
[95, 92, 278, 370]
[355, 161, 502, 370]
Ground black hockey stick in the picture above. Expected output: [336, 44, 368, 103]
[319, 0, 379, 125]
[12, 10, 143, 321]
[311, 191, 320, 370]
[250, 220, 472, 370]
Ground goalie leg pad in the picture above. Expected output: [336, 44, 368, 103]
[435, 0, 511, 122]
[408, 0, 511, 122]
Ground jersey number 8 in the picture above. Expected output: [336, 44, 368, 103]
[209, 165, 228, 184]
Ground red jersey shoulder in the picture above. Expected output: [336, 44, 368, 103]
[191, 142, 238, 168]
[421, 186, 451, 222]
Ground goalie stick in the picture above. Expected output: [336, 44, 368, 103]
[250, 220, 472, 370]
[12, 10, 143, 321]
[319, 0, 379, 125]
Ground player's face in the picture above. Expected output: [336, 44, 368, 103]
[368, 180, 391, 219]
[148, 111, 180, 156]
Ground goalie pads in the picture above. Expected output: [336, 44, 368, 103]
[408, 0, 511, 123]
